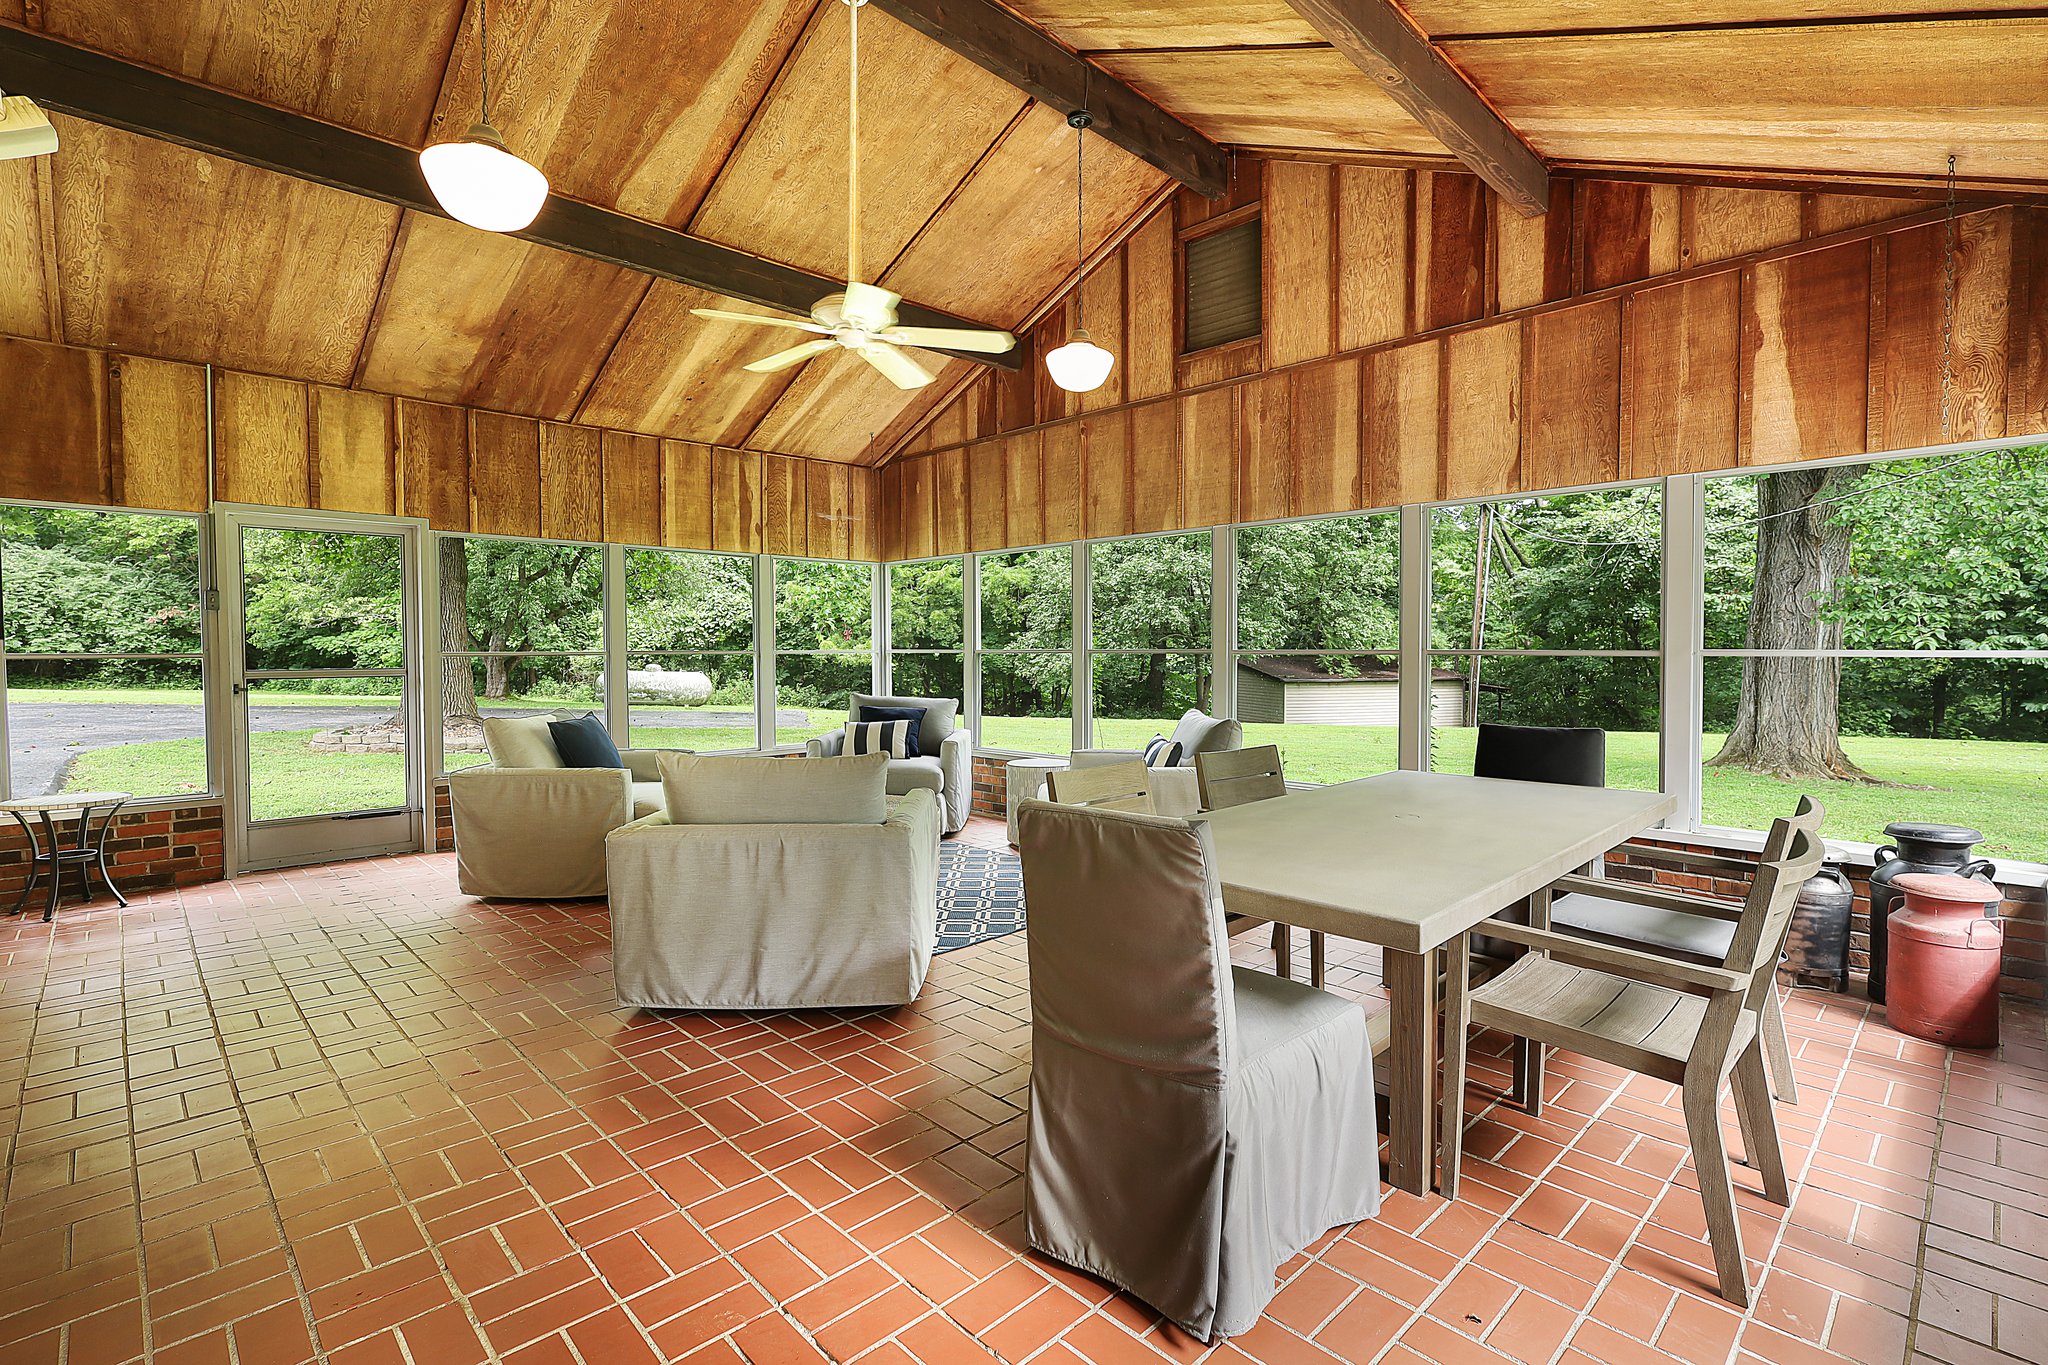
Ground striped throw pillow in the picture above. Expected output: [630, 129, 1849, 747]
[1144, 734, 1184, 768]
[845, 719, 915, 760]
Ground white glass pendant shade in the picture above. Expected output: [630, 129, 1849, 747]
[419, 123, 549, 232]
[1046, 329, 1115, 393]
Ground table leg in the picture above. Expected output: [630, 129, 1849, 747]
[1511, 886, 1553, 1115]
[1384, 946, 1439, 1197]
[1309, 930, 1326, 990]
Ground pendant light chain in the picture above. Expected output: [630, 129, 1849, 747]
[1074, 113, 1085, 330]
[848, 0, 862, 285]
[478, 0, 490, 125]
[1941, 153, 1957, 444]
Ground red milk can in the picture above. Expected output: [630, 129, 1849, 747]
[1885, 872, 2005, 1048]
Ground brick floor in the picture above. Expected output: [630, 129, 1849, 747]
[1, 815, 2043, 1365]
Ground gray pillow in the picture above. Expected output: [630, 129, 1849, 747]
[658, 752, 889, 825]
[850, 693, 958, 743]
[1168, 710, 1240, 763]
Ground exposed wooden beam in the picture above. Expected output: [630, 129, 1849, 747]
[1280, 0, 1550, 216]
[867, 0, 1231, 198]
[0, 25, 1021, 369]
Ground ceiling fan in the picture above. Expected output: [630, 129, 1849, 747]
[690, 0, 1014, 389]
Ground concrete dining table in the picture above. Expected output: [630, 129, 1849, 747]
[1197, 769, 1677, 1196]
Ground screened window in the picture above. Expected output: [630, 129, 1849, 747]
[1430, 488, 1662, 789]
[1701, 448, 2048, 856]
[977, 547, 1074, 754]
[626, 549, 757, 752]
[1235, 513, 1402, 783]
[887, 558, 964, 708]
[1, 506, 209, 801]
[436, 536, 604, 772]
[1090, 532, 1213, 749]
[774, 558, 873, 747]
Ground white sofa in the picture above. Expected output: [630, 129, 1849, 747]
[606, 753, 941, 1009]
[804, 693, 972, 834]
[1069, 709, 1244, 818]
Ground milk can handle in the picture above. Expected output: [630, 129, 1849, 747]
[1873, 844, 1899, 865]
[1962, 858, 2001, 917]
[1818, 867, 1853, 893]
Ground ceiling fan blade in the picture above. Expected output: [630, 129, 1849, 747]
[881, 326, 1017, 354]
[743, 339, 839, 374]
[839, 281, 901, 331]
[692, 307, 829, 334]
[857, 342, 935, 390]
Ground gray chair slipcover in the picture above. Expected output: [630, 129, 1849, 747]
[806, 693, 972, 834]
[1014, 800, 1381, 1341]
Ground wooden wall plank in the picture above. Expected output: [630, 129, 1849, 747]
[214, 370, 308, 509]
[1364, 339, 1440, 508]
[397, 400, 470, 531]
[309, 387, 394, 516]
[900, 456, 936, 560]
[1124, 212, 1176, 401]
[760, 454, 805, 557]
[807, 460, 852, 560]
[1742, 240, 1872, 467]
[1178, 339, 1263, 388]
[602, 432, 662, 547]
[1265, 160, 1335, 367]
[847, 465, 878, 562]
[967, 440, 1007, 552]
[1238, 371, 1293, 524]
[1873, 213, 2011, 450]
[0, 339, 108, 507]
[1039, 423, 1082, 545]
[1003, 432, 1046, 549]
[539, 422, 603, 543]
[1078, 252, 1127, 412]
[1129, 401, 1182, 535]
[110, 356, 207, 513]
[2011, 208, 2048, 438]
[1810, 194, 1912, 237]
[468, 411, 541, 538]
[1522, 301, 1621, 491]
[1289, 358, 1362, 518]
[878, 461, 907, 562]
[1687, 186, 1804, 267]
[1083, 411, 1133, 539]
[1583, 180, 1680, 292]
[1179, 387, 1239, 529]
[661, 440, 714, 550]
[1496, 179, 1574, 312]
[1442, 322, 1523, 500]
[1336, 167, 1410, 350]
[712, 447, 763, 554]
[1623, 273, 1741, 478]
[933, 447, 969, 555]
[1414, 172, 1489, 332]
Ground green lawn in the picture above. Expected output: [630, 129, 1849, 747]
[56, 712, 2047, 859]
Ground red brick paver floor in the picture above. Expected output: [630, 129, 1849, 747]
[1, 817, 2043, 1365]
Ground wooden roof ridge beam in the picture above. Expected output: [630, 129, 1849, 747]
[867, 0, 1230, 198]
[0, 24, 1020, 369]
[1282, 0, 1550, 216]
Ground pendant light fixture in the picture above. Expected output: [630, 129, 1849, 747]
[1045, 109, 1115, 394]
[420, 0, 549, 233]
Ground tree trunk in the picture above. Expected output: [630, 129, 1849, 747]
[483, 649, 511, 700]
[1707, 468, 1876, 781]
[439, 539, 479, 721]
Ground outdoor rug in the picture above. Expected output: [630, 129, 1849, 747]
[935, 841, 1026, 952]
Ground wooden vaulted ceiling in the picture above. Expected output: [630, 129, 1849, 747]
[3, 1, 2047, 471]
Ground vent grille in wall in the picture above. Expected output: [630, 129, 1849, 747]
[1182, 218, 1261, 353]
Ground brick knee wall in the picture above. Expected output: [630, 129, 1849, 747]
[970, 755, 1009, 819]
[0, 801, 226, 901]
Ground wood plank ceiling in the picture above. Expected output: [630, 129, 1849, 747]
[4, 1, 2047, 468]
[0, 0, 1171, 462]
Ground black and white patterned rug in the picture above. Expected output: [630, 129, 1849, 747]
[935, 841, 1025, 953]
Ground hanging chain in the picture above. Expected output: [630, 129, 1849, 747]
[1941, 153, 1957, 444]
[1074, 113, 1085, 330]
[847, 0, 862, 284]
[478, 0, 490, 125]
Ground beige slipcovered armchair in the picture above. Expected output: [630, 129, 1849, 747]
[1069, 709, 1243, 818]
[606, 753, 941, 1009]
[804, 693, 972, 834]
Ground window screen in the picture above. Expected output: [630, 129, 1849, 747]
[1182, 218, 1261, 353]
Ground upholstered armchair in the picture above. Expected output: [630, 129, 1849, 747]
[804, 693, 972, 833]
[1070, 709, 1243, 818]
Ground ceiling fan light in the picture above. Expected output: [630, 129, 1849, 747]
[1046, 329, 1115, 393]
[419, 122, 549, 232]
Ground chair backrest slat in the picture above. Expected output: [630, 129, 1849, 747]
[1723, 804, 1828, 988]
[1194, 744, 1287, 812]
[1046, 761, 1153, 814]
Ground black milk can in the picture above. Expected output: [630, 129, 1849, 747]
[1866, 823, 1998, 1004]
[1786, 866, 1856, 991]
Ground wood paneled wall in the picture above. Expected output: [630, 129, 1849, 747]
[885, 162, 2048, 557]
[0, 337, 879, 559]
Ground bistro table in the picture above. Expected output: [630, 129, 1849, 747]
[0, 791, 133, 922]
[1197, 770, 1675, 1195]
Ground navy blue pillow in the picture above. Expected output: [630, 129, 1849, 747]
[857, 705, 925, 758]
[547, 713, 625, 769]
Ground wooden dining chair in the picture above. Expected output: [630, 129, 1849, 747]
[1440, 807, 1826, 1308]
[1045, 760, 1153, 814]
[1193, 746, 1324, 987]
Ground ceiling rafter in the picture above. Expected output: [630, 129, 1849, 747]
[867, 0, 1231, 198]
[1279, 0, 1550, 215]
[0, 23, 1023, 370]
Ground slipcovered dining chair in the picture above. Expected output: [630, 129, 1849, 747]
[1194, 745, 1323, 987]
[1440, 806, 1826, 1309]
[1015, 800, 1381, 1341]
[1044, 760, 1153, 814]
